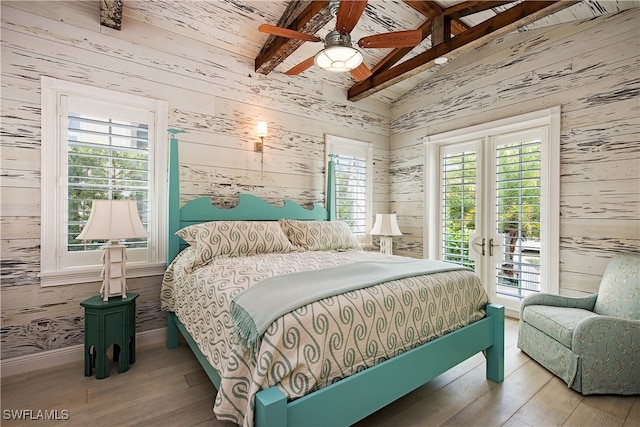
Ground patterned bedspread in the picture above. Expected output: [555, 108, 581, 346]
[161, 249, 489, 426]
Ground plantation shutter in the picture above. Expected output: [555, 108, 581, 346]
[67, 112, 149, 252]
[441, 148, 477, 269]
[494, 139, 542, 299]
[334, 154, 367, 236]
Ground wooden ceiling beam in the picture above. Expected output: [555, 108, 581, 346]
[100, 0, 123, 30]
[255, 1, 331, 75]
[430, 13, 451, 46]
[348, 1, 576, 101]
[444, 1, 514, 20]
[404, 0, 469, 34]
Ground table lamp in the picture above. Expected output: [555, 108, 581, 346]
[77, 200, 148, 301]
[370, 213, 402, 254]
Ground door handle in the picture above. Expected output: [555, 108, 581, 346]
[473, 238, 486, 256]
[489, 238, 500, 256]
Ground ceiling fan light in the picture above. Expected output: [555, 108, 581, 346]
[315, 45, 363, 72]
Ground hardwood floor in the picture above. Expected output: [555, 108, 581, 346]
[2, 317, 638, 426]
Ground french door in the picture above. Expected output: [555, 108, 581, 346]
[428, 110, 559, 313]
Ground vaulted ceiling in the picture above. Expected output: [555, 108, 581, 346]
[251, 0, 638, 102]
[103, 1, 639, 104]
[255, 0, 579, 102]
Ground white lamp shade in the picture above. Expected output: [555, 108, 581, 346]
[314, 46, 363, 72]
[370, 213, 402, 236]
[256, 121, 268, 137]
[77, 200, 148, 241]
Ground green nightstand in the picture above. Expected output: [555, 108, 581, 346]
[81, 293, 138, 379]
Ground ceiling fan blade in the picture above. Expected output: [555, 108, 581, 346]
[336, 0, 368, 34]
[349, 62, 372, 82]
[285, 56, 316, 76]
[357, 30, 423, 49]
[258, 24, 321, 42]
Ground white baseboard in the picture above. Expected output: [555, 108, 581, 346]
[505, 307, 520, 320]
[0, 327, 166, 378]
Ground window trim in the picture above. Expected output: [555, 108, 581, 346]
[424, 107, 560, 303]
[325, 134, 374, 246]
[40, 77, 168, 286]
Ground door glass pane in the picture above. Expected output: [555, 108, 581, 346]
[441, 150, 476, 269]
[495, 140, 541, 299]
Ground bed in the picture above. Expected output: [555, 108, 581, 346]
[162, 135, 504, 427]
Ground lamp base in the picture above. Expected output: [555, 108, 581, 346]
[379, 236, 393, 255]
[100, 244, 128, 301]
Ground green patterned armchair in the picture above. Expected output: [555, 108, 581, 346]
[518, 254, 640, 395]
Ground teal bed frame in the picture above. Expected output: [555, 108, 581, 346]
[165, 133, 504, 427]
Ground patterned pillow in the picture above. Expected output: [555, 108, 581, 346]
[279, 219, 361, 251]
[175, 221, 296, 270]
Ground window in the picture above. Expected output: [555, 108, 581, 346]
[40, 77, 168, 286]
[325, 135, 373, 244]
[425, 108, 560, 314]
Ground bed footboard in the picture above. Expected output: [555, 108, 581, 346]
[255, 303, 504, 427]
[167, 305, 504, 427]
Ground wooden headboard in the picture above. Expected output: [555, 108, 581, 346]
[167, 131, 335, 264]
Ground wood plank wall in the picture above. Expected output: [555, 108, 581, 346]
[389, 8, 640, 297]
[0, 1, 390, 360]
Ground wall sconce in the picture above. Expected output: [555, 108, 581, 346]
[255, 121, 268, 152]
[370, 213, 403, 254]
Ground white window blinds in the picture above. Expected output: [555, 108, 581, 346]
[494, 139, 542, 299]
[334, 154, 367, 236]
[325, 134, 373, 244]
[67, 113, 149, 252]
[441, 149, 477, 269]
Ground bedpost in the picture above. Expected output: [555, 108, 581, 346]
[485, 303, 505, 383]
[166, 312, 179, 349]
[326, 154, 336, 221]
[167, 129, 184, 264]
[255, 387, 287, 427]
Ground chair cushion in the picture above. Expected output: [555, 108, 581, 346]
[522, 305, 598, 348]
[593, 254, 640, 320]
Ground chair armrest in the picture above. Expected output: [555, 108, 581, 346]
[571, 316, 640, 394]
[572, 316, 640, 354]
[520, 293, 598, 318]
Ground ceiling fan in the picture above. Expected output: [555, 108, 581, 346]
[258, 0, 423, 81]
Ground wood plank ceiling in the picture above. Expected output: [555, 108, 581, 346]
[101, 1, 638, 104]
[254, 0, 577, 101]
